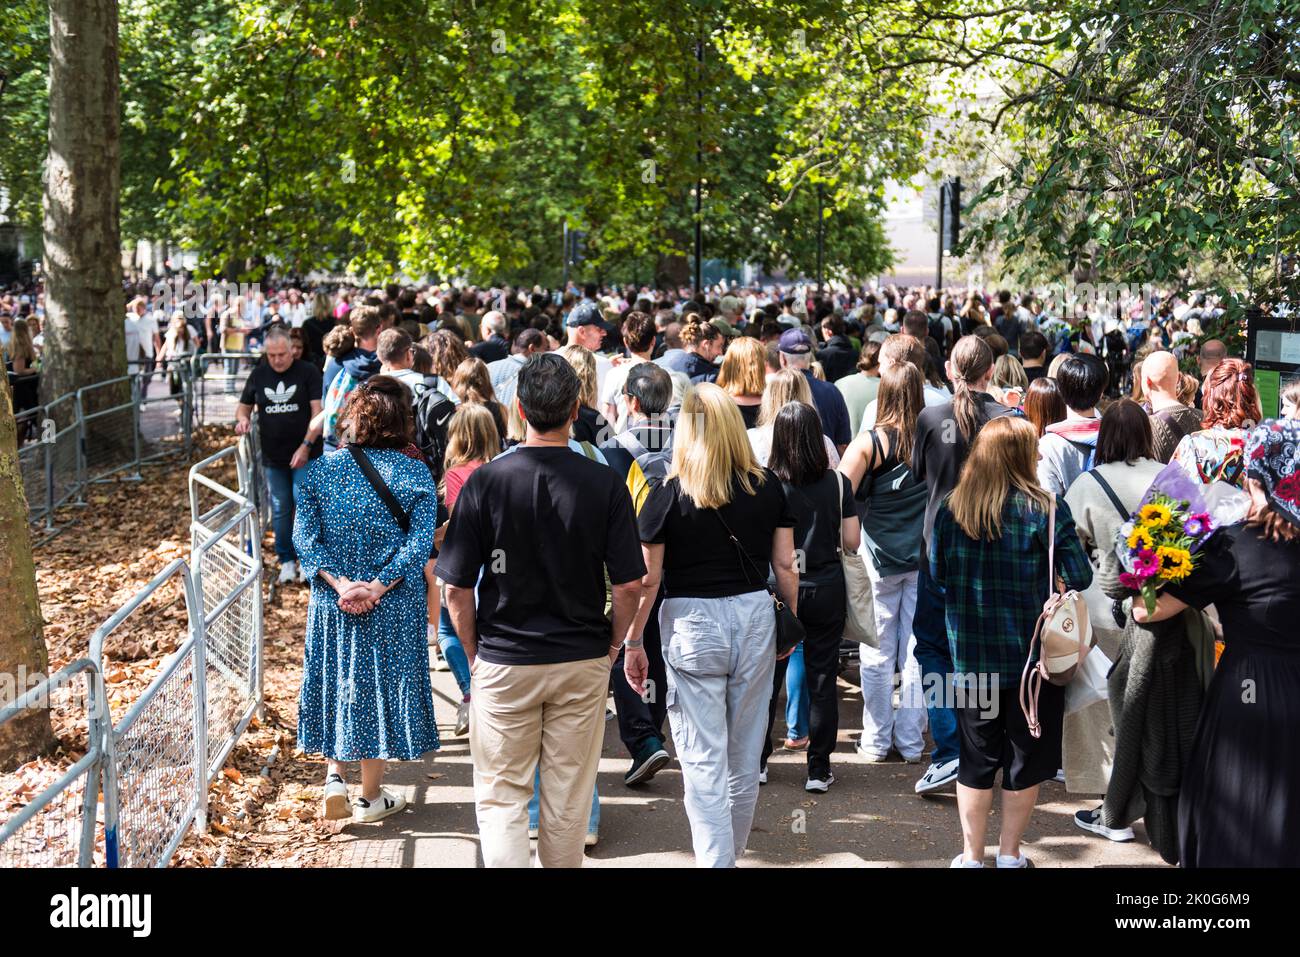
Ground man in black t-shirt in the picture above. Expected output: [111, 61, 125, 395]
[235, 327, 323, 584]
[436, 354, 645, 868]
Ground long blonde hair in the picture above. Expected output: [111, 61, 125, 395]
[441, 403, 500, 497]
[558, 344, 598, 408]
[947, 415, 1051, 541]
[758, 368, 813, 427]
[670, 382, 765, 509]
[716, 336, 766, 398]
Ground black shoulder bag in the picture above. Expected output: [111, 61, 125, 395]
[712, 508, 805, 657]
[348, 445, 411, 534]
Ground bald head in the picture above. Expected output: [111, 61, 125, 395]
[1199, 338, 1227, 376]
[1143, 350, 1181, 397]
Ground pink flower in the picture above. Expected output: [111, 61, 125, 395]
[1134, 552, 1160, 576]
[1119, 572, 1145, 590]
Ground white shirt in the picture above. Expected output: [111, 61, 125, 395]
[281, 303, 307, 327]
[135, 311, 160, 357]
[858, 383, 950, 432]
[124, 316, 141, 361]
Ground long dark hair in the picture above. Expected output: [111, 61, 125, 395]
[769, 401, 828, 486]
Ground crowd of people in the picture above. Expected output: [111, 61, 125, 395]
[9, 273, 1300, 867]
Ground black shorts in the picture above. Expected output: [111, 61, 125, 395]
[956, 682, 1064, 791]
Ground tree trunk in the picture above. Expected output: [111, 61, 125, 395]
[40, 0, 125, 407]
[0, 376, 55, 769]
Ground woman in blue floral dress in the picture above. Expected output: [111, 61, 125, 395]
[293, 376, 439, 824]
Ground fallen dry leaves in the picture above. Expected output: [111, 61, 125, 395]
[1, 425, 338, 868]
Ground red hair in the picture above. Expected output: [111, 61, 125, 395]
[1201, 357, 1260, 430]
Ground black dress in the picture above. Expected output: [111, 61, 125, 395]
[1166, 524, 1300, 867]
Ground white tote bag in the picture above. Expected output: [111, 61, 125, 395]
[1065, 643, 1113, 715]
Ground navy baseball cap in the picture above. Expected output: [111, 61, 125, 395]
[778, 328, 813, 354]
[565, 300, 602, 328]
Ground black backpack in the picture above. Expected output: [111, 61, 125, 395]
[413, 388, 456, 486]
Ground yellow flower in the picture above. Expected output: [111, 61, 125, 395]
[1139, 503, 1173, 528]
[1127, 526, 1155, 551]
[1156, 546, 1193, 581]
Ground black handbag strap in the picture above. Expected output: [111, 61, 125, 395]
[348, 445, 411, 534]
[1089, 468, 1129, 522]
[711, 507, 780, 603]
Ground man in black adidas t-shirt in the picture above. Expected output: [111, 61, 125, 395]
[236, 327, 323, 583]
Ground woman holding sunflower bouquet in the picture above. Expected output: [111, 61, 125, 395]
[1076, 457, 1226, 860]
[1128, 419, 1300, 867]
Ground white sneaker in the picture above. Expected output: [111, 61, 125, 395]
[321, 773, 351, 820]
[528, 827, 540, 840]
[1054, 768, 1067, 784]
[805, 772, 834, 793]
[1074, 808, 1135, 842]
[951, 853, 984, 868]
[277, 561, 298, 585]
[429, 634, 450, 671]
[915, 757, 960, 794]
[758, 766, 768, 785]
[996, 852, 1034, 868]
[296, 563, 308, 584]
[352, 786, 407, 823]
[584, 831, 599, 848]
[455, 698, 470, 737]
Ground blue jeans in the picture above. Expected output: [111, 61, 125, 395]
[784, 642, 810, 739]
[912, 559, 960, 765]
[528, 765, 599, 836]
[437, 606, 472, 697]
[264, 464, 307, 564]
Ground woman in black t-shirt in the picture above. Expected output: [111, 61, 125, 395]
[631, 383, 799, 868]
[761, 401, 858, 792]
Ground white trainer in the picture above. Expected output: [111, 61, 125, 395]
[352, 787, 407, 823]
[277, 561, 298, 585]
[321, 773, 351, 820]
[915, 757, 960, 794]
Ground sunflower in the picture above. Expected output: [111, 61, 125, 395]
[1138, 502, 1173, 529]
[1127, 526, 1156, 551]
[1156, 546, 1193, 581]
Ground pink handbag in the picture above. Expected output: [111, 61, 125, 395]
[1020, 498, 1092, 739]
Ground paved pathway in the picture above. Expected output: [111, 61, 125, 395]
[325, 655, 1167, 868]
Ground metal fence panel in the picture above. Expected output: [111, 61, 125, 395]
[194, 352, 260, 429]
[92, 559, 206, 869]
[78, 377, 141, 486]
[46, 393, 82, 516]
[0, 660, 106, 868]
[15, 407, 49, 524]
[107, 640, 202, 868]
[137, 359, 193, 464]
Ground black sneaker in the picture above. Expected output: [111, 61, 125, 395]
[624, 739, 670, 787]
[1074, 807, 1135, 842]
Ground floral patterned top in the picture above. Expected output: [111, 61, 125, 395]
[1170, 427, 1249, 488]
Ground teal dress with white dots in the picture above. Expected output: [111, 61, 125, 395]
[293, 446, 440, 761]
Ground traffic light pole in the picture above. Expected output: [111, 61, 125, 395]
[935, 179, 946, 293]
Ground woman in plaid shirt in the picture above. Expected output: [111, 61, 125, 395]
[931, 416, 1092, 868]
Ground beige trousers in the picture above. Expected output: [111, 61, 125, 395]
[471, 656, 609, 868]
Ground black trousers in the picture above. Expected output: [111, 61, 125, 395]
[762, 576, 847, 778]
[613, 590, 668, 757]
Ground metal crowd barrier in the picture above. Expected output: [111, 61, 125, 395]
[0, 659, 108, 868]
[1, 432, 266, 869]
[14, 351, 262, 535]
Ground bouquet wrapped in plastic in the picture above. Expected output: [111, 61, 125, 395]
[1114, 462, 1250, 616]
